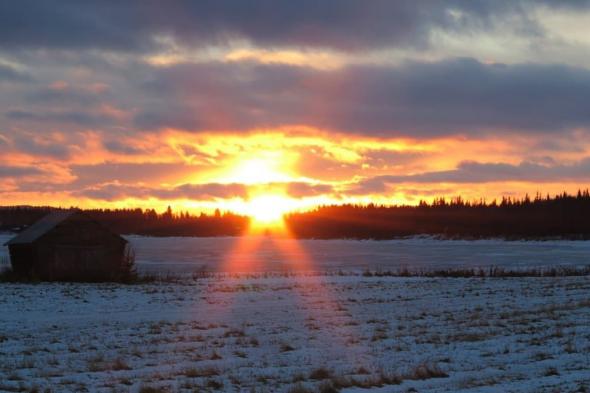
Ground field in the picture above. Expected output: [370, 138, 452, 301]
[1, 273, 589, 393]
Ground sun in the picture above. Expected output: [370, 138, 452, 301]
[243, 194, 294, 226]
[217, 154, 302, 226]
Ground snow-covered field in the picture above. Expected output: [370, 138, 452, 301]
[1, 235, 590, 392]
[3, 234, 590, 273]
[126, 236, 590, 273]
[1, 274, 589, 392]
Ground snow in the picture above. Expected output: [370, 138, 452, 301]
[3, 234, 590, 273]
[1, 274, 589, 392]
[1, 234, 589, 392]
[126, 235, 590, 273]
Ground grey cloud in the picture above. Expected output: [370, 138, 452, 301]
[25, 87, 104, 106]
[72, 179, 333, 201]
[0, 64, 31, 82]
[352, 158, 590, 193]
[0, 165, 45, 178]
[153, 183, 248, 200]
[102, 140, 146, 155]
[135, 58, 590, 136]
[0, 1, 560, 52]
[76, 182, 248, 201]
[7, 56, 590, 142]
[245, 181, 334, 197]
[13, 136, 71, 159]
[347, 177, 390, 195]
[285, 182, 334, 198]
[6, 110, 116, 127]
[134, 106, 201, 131]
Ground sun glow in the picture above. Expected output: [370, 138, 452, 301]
[223, 157, 293, 184]
[217, 155, 302, 226]
[243, 194, 294, 225]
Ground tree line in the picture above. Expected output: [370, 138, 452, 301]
[1, 190, 590, 239]
[286, 190, 590, 239]
[0, 206, 249, 237]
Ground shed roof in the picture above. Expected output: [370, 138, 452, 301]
[4, 210, 79, 246]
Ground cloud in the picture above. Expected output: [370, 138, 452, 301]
[6, 110, 116, 127]
[102, 140, 146, 155]
[361, 149, 422, 169]
[76, 182, 248, 201]
[352, 158, 590, 193]
[0, 1, 560, 53]
[70, 162, 202, 188]
[134, 105, 202, 131]
[0, 165, 45, 178]
[294, 146, 361, 181]
[0, 64, 31, 82]
[73, 179, 334, 201]
[12, 135, 71, 159]
[134, 58, 590, 137]
[285, 182, 333, 198]
[154, 183, 248, 200]
[25, 86, 104, 106]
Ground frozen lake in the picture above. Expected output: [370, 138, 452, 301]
[2, 234, 589, 273]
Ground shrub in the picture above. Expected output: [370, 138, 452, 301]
[111, 357, 131, 371]
[406, 363, 448, 380]
[310, 367, 332, 380]
[280, 343, 295, 352]
[117, 245, 137, 283]
[184, 366, 219, 378]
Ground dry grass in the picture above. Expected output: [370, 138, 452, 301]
[362, 265, 590, 278]
[184, 366, 219, 378]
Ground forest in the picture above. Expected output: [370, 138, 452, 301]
[287, 191, 590, 239]
[1, 191, 590, 239]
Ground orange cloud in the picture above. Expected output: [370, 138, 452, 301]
[2, 126, 590, 216]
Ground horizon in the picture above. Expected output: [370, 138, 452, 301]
[2, 2, 590, 223]
[3, 189, 590, 237]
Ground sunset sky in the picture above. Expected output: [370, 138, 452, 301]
[2, 1, 590, 216]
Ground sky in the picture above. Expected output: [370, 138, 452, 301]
[2, 1, 590, 216]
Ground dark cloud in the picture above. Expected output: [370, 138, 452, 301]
[134, 105, 202, 131]
[531, 137, 588, 154]
[25, 87, 104, 106]
[0, 1, 560, 52]
[0, 165, 45, 178]
[72, 178, 333, 201]
[246, 181, 334, 197]
[77, 182, 248, 201]
[285, 182, 333, 198]
[12, 135, 71, 159]
[102, 140, 146, 155]
[135, 58, 590, 136]
[352, 158, 590, 192]
[154, 183, 248, 200]
[6, 110, 116, 127]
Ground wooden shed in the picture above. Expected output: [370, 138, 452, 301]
[4, 210, 130, 281]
